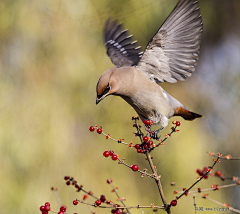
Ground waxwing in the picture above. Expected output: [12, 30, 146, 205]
[96, 0, 203, 133]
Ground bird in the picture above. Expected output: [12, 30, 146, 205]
[96, 0, 203, 136]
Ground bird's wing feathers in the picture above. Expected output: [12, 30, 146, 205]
[136, 0, 203, 83]
[104, 18, 143, 68]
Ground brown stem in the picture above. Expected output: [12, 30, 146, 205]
[145, 151, 171, 214]
[109, 182, 131, 214]
[79, 200, 165, 210]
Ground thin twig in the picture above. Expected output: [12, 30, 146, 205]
[78, 200, 164, 210]
[118, 158, 160, 180]
[151, 126, 178, 151]
[177, 156, 221, 200]
[51, 187, 69, 214]
[109, 182, 131, 214]
[207, 152, 240, 160]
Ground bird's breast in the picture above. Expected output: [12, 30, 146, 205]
[121, 82, 173, 122]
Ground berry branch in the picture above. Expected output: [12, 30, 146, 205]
[40, 117, 240, 214]
[145, 151, 167, 211]
[170, 152, 240, 213]
[176, 154, 221, 200]
[208, 152, 240, 160]
[117, 157, 160, 180]
[107, 178, 131, 214]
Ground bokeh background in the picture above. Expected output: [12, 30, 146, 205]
[1, 0, 240, 213]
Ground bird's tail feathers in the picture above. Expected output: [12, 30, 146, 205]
[174, 106, 203, 121]
[182, 111, 203, 121]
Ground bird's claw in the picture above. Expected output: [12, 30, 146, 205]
[150, 127, 164, 140]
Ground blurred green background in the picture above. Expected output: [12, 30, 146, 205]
[0, 0, 240, 213]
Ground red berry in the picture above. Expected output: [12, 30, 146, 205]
[64, 176, 70, 180]
[66, 181, 71, 185]
[198, 188, 201, 192]
[97, 128, 102, 134]
[196, 169, 202, 175]
[44, 205, 50, 211]
[100, 195, 106, 202]
[111, 209, 116, 213]
[103, 151, 110, 157]
[73, 200, 78, 205]
[42, 211, 48, 214]
[144, 120, 150, 125]
[115, 210, 121, 214]
[171, 200, 177, 206]
[58, 212, 64, 214]
[143, 136, 148, 142]
[175, 120, 181, 126]
[89, 126, 95, 132]
[134, 144, 140, 149]
[45, 202, 50, 206]
[143, 144, 148, 149]
[203, 167, 208, 172]
[204, 174, 208, 179]
[60, 206, 66, 212]
[107, 178, 113, 184]
[196, 169, 204, 176]
[148, 140, 153, 146]
[95, 199, 101, 206]
[215, 170, 222, 177]
[112, 154, 118, 161]
[131, 165, 139, 171]
[40, 206, 45, 211]
[109, 150, 114, 156]
[137, 149, 143, 153]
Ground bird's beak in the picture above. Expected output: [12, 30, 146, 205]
[96, 98, 101, 105]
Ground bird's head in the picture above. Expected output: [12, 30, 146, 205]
[96, 67, 118, 105]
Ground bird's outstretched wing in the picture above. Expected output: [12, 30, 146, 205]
[136, 0, 203, 83]
[104, 18, 142, 67]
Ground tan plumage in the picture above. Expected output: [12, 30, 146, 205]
[96, 0, 203, 131]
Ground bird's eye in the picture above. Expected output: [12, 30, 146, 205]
[103, 84, 111, 95]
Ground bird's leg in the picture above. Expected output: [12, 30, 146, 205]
[151, 126, 164, 140]
[145, 126, 151, 137]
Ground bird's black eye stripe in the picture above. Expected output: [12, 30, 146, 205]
[98, 84, 111, 99]
[103, 84, 111, 95]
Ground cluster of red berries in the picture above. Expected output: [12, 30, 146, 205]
[39, 202, 51, 214]
[134, 136, 154, 154]
[103, 150, 118, 160]
[89, 126, 103, 134]
[143, 119, 153, 128]
[94, 195, 107, 206]
[196, 167, 209, 179]
[64, 176, 84, 192]
[40, 203, 66, 214]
